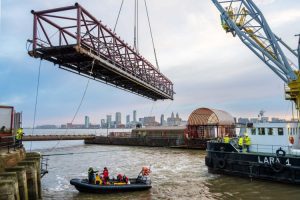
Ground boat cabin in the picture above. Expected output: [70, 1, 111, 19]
[242, 122, 300, 155]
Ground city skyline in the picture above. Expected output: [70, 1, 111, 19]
[34, 110, 186, 128]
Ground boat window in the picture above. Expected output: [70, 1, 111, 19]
[293, 128, 295, 135]
[278, 128, 284, 136]
[258, 128, 265, 135]
[267, 128, 273, 135]
[251, 128, 256, 135]
[288, 128, 290, 135]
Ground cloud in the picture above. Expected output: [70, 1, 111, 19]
[0, 95, 26, 106]
[0, 0, 299, 126]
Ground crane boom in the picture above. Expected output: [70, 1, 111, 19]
[212, 0, 300, 110]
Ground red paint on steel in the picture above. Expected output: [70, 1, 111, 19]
[28, 3, 174, 100]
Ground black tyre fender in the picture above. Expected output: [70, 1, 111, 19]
[271, 161, 284, 173]
[276, 148, 286, 157]
[218, 158, 226, 169]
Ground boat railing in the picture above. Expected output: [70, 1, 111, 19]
[250, 144, 289, 154]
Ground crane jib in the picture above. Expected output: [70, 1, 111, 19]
[211, 0, 300, 110]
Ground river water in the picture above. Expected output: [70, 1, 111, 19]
[23, 138, 300, 200]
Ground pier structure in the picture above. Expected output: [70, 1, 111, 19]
[0, 139, 42, 200]
[23, 134, 96, 141]
[28, 3, 174, 101]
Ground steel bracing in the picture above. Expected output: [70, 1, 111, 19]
[212, 0, 299, 83]
[28, 3, 174, 100]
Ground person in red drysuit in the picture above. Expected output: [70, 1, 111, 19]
[102, 167, 109, 184]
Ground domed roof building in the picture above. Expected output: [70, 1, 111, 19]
[185, 107, 235, 139]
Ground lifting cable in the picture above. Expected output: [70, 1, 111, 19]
[49, 59, 96, 152]
[134, 0, 139, 52]
[149, 101, 155, 116]
[49, 1, 127, 152]
[113, 0, 124, 33]
[30, 59, 42, 152]
[144, 0, 160, 70]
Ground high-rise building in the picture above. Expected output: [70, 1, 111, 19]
[84, 116, 89, 129]
[101, 119, 106, 128]
[126, 115, 130, 125]
[167, 112, 182, 126]
[106, 115, 112, 128]
[160, 114, 165, 126]
[133, 110, 137, 123]
[143, 116, 157, 126]
[116, 112, 121, 125]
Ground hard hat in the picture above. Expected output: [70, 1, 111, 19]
[244, 133, 248, 136]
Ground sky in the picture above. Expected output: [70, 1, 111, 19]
[0, 0, 300, 127]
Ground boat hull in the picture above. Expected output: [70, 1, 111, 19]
[205, 142, 300, 184]
[70, 178, 152, 193]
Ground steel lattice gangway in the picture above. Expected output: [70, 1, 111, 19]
[28, 3, 174, 100]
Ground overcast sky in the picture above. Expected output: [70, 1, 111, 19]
[0, 0, 299, 126]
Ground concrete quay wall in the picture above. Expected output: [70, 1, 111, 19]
[85, 136, 184, 147]
[0, 149, 42, 200]
[85, 136, 209, 149]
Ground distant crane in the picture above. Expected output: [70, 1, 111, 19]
[211, 0, 300, 113]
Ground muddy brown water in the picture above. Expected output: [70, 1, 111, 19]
[24, 141, 300, 200]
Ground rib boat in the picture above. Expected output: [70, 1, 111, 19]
[71, 167, 152, 193]
[70, 177, 151, 193]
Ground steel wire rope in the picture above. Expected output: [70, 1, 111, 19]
[110, 0, 124, 68]
[113, 0, 124, 33]
[30, 59, 42, 152]
[163, 100, 174, 117]
[49, 59, 96, 152]
[144, 0, 159, 70]
[134, 0, 139, 52]
[149, 101, 155, 117]
[29, 26, 59, 151]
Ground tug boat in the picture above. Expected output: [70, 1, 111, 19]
[205, 121, 300, 184]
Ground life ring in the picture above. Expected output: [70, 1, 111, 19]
[289, 136, 294, 144]
[276, 148, 286, 157]
[271, 161, 284, 173]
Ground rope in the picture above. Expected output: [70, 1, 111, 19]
[30, 59, 42, 152]
[49, 59, 96, 152]
[144, 0, 159, 70]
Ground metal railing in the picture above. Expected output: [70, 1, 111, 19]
[41, 156, 49, 178]
[0, 135, 23, 153]
[210, 137, 300, 156]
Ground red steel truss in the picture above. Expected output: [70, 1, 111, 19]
[28, 3, 174, 100]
